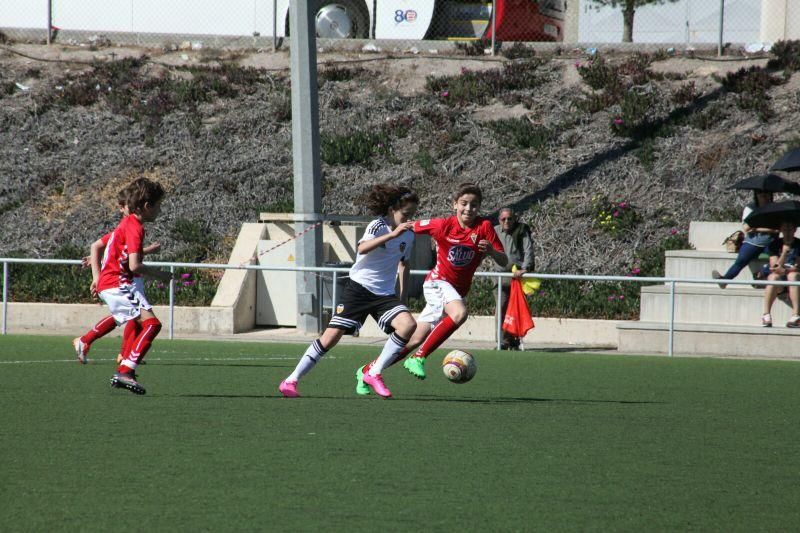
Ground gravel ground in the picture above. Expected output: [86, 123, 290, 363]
[1, 42, 798, 276]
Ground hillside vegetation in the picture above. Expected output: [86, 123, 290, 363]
[1, 40, 799, 316]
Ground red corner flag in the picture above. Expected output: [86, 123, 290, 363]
[502, 278, 535, 338]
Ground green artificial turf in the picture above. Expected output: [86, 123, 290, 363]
[1, 335, 799, 532]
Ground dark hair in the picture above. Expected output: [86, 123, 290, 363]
[365, 184, 418, 216]
[126, 177, 165, 214]
[453, 182, 482, 204]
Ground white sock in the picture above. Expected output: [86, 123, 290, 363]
[287, 339, 326, 382]
[370, 333, 408, 376]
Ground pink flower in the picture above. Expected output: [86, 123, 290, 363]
[631, 268, 641, 275]
[613, 118, 624, 125]
[613, 211, 620, 217]
[619, 202, 627, 208]
[156, 282, 165, 289]
[619, 295, 625, 300]
[181, 273, 191, 279]
[182, 281, 196, 287]
[670, 228, 678, 235]
[575, 62, 582, 68]
[608, 296, 616, 301]
[441, 91, 449, 97]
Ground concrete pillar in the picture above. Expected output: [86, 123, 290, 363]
[563, 0, 580, 44]
[760, 0, 798, 42]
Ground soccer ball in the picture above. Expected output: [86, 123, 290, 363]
[442, 349, 477, 383]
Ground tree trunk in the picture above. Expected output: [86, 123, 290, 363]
[622, 2, 636, 42]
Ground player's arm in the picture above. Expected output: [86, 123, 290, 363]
[88, 238, 106, 296]
[357, 221, 415, 255]
[397, 260, 410, 304]
[128, 252, 173, 281]
[143, 242, 161, 255]
[483, 223, 508, 267]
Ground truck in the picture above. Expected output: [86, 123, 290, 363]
[295, 0, 566, 42]
[1, 1, 566, 43]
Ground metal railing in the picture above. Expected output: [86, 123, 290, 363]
[2, 256, 800, 355]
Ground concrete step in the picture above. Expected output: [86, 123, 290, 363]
[689, 221, 742, 251]
[617, 321, 800, 358]
[664, 250, 768, 287]
[639, 284, 796, 326]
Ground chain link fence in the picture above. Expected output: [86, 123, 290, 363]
[0, 1, 798, 52]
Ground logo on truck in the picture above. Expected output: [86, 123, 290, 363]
[394, 10, 417, 24]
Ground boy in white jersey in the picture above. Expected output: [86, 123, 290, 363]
[279, 184, 418, 398]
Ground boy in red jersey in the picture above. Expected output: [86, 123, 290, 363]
[91, 177, 172, 395]
[360, 183, 506, 382]
[73, 186, 160, 364]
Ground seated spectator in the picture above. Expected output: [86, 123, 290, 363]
[761, 221, 800, 328]
[493, 207, 535, 350]
[713, 191, 778, 288]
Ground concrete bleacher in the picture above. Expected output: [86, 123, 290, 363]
[617, 221, 800, 358]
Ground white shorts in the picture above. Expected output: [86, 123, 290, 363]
[417, 280, 463, 325]
[99, 282, 152, 325]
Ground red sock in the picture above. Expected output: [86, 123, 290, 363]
[120, 320, 142, 359]
[414, 315, 460, 359]
[118, 318, 162, 373]
[80, 315, 117, 345]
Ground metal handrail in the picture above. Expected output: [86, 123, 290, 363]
[3, 256, 800, 355]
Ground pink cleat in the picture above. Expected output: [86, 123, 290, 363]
[279, 380, 300, 398]
[362, 372, 392, 398]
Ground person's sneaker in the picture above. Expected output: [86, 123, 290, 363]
[355, 366, 371, 396]
[72, 337, 89, 364]
[403, 356, 426, 380]
[110, 372, 146, 395]
[711, 270, 727, 289]
[279, 380, 300, 398]
[362, 372, 392, 398]
[787, 315, 800, 328]
[761, 313, 773, 327]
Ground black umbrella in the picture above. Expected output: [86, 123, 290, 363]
[730, 173, 800, 194]
[744, 200, 800, 229]
[771, 148, 800, 172]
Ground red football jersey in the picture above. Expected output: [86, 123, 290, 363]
[97, 215, 144, 292]
[414, 215, 504, 296]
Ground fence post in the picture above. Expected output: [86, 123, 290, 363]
[46, 0, 52, 44]
[2, 262, 7, 335]
[718, 0, 725, 56]
[490, 0, 496, 56]
[169, 265, 175, 340]
[331, 271, 337, 319]
[668, 280, 676, 357]
[496, 274, 503, 350]
[273, 0, 278, 52]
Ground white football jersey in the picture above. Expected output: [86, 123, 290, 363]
[349, 217, 415, 296]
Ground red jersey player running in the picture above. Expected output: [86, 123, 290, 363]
[91, 177, 173, 395]
[359, 182, 506, 383]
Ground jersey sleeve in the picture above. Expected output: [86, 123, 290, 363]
[413, 218, 442, 237]
[359, 218, 387, 244]
[100, 232, 112, 246]
[125, 222, 144, 257]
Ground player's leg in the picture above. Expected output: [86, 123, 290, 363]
[73, 315, 118, 364]
[404, 281, 465, 379]
[360, 307, 416, 398]
[118, 320, 142, 364]
[279, 327, 345, 398]
[110, 285, 159, 394]
[762, 273, 781, 327]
